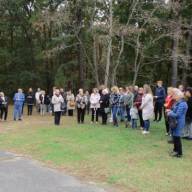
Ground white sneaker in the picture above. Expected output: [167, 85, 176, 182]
[142, 130, 147, 134]
[146, 131, 150, 134]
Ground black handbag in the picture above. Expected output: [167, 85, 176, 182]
[168, 116, 178, 129]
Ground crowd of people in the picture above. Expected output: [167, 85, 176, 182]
[0, 81, 192, 158]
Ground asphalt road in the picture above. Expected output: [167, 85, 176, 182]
[0, 151, 107, 192]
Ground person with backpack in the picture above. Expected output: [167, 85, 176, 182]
[0, 92, 9, 121]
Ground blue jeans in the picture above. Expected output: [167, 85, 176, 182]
[144, 120, 150, 131]
[131, 119, 137, 129]
[112, 106, 119, 126]
[14, 103, 23, 120]
[118, 106, 125, 121]
[125, 106, 131, 122]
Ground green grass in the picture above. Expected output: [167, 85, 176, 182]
[0, 114, 192, 192]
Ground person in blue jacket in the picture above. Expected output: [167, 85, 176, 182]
[167, 88, 188, 158]
[13, 89, 25, 121]
[154, 80, 166, 122]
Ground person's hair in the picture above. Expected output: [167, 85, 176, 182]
[102, 88, 109, 95]
[173, 88, 184, 98]
[143, 84, 153, 95]
[0, 92, 4, 97]
[186, 87, 192, 96]
[79, 89, 84, 95]
[92, 88, 98, 93]
[167, 87, 174, 95]
[111, 86, 119, 93]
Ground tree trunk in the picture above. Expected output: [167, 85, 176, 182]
[93, 35, 100, 87]
[171, 23, 180, 87]
[76, 1, 85, 88]
[182, 19, 192, 86]
[104, 0, 113, 87]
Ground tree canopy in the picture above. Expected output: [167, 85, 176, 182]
[0, 0, 192, 95]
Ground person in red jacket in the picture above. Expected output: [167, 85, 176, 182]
[164, 87, 175, 135]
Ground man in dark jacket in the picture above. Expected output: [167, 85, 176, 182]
[154, 80, 166, 122]
[26, 88, 35, 116]
[100, 89, 110, 125]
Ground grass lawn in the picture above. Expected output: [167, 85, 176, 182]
[0, 111, 192, 192]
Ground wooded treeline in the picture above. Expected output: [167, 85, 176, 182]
[0, 0, 192, 95]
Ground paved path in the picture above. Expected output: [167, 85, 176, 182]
[0, 151, 107, 192]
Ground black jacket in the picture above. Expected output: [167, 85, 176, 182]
[100, 94, 110, 109]
[0, 96, 9, 109]
[26, 93, 35, 105]
[186, 97, 192, 123]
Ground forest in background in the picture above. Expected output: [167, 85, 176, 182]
[0, 0, 192, 95]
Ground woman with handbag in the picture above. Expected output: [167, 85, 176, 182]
[52, 89, 64, 125]
[66, 90, 75, 116]
[76, 89, 87, 124]
[167, 88, 188, 158]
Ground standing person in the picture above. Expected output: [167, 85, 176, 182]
[66, 90, 75, 116]
[26, 88, 35, 116]
[52, 89, 64, 125]
[130, 104, 138, 129]
[100, 89, 110, 125]
[167, 89, 188, 158]
[85, 90, 90, 115]
[60, 88, 67, 116]
[134, 87, 144, 129]
[123, 86, 134, 128]
[110, 86, 120, 127]
[13, 89, 25, 121]
[154, 80, 166, 122]
[90, 88, 100, 124]
[76, 89, 87, 124]
[44, 92, 51, 113]
[118, 88, 125, 122]
[35, 88, 41, 113]
[164, 87, 175, 135]
[140, 84, 154, 134]
[39, 90, 46, 116]
[133, 85, 139, 101]
[0, 92, 9, 121]
[183, 88, 192, 139]
[178, 85, 185, 92]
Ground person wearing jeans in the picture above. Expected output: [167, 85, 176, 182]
[167, 88, 188, 158]
[110, 86, 120, 127]
[13, 89, 25, 121]
[52, 89, 64, 125]
[154, 81, 166, 122]
[140, 84, 154, 134]
[123, 86, 134, 128]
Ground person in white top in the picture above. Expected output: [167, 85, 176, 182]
[35, 88, 41, 113]
[90, 88, 100, 123]
[52, 89, 64, 125]
[140, 84, 154, 134]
